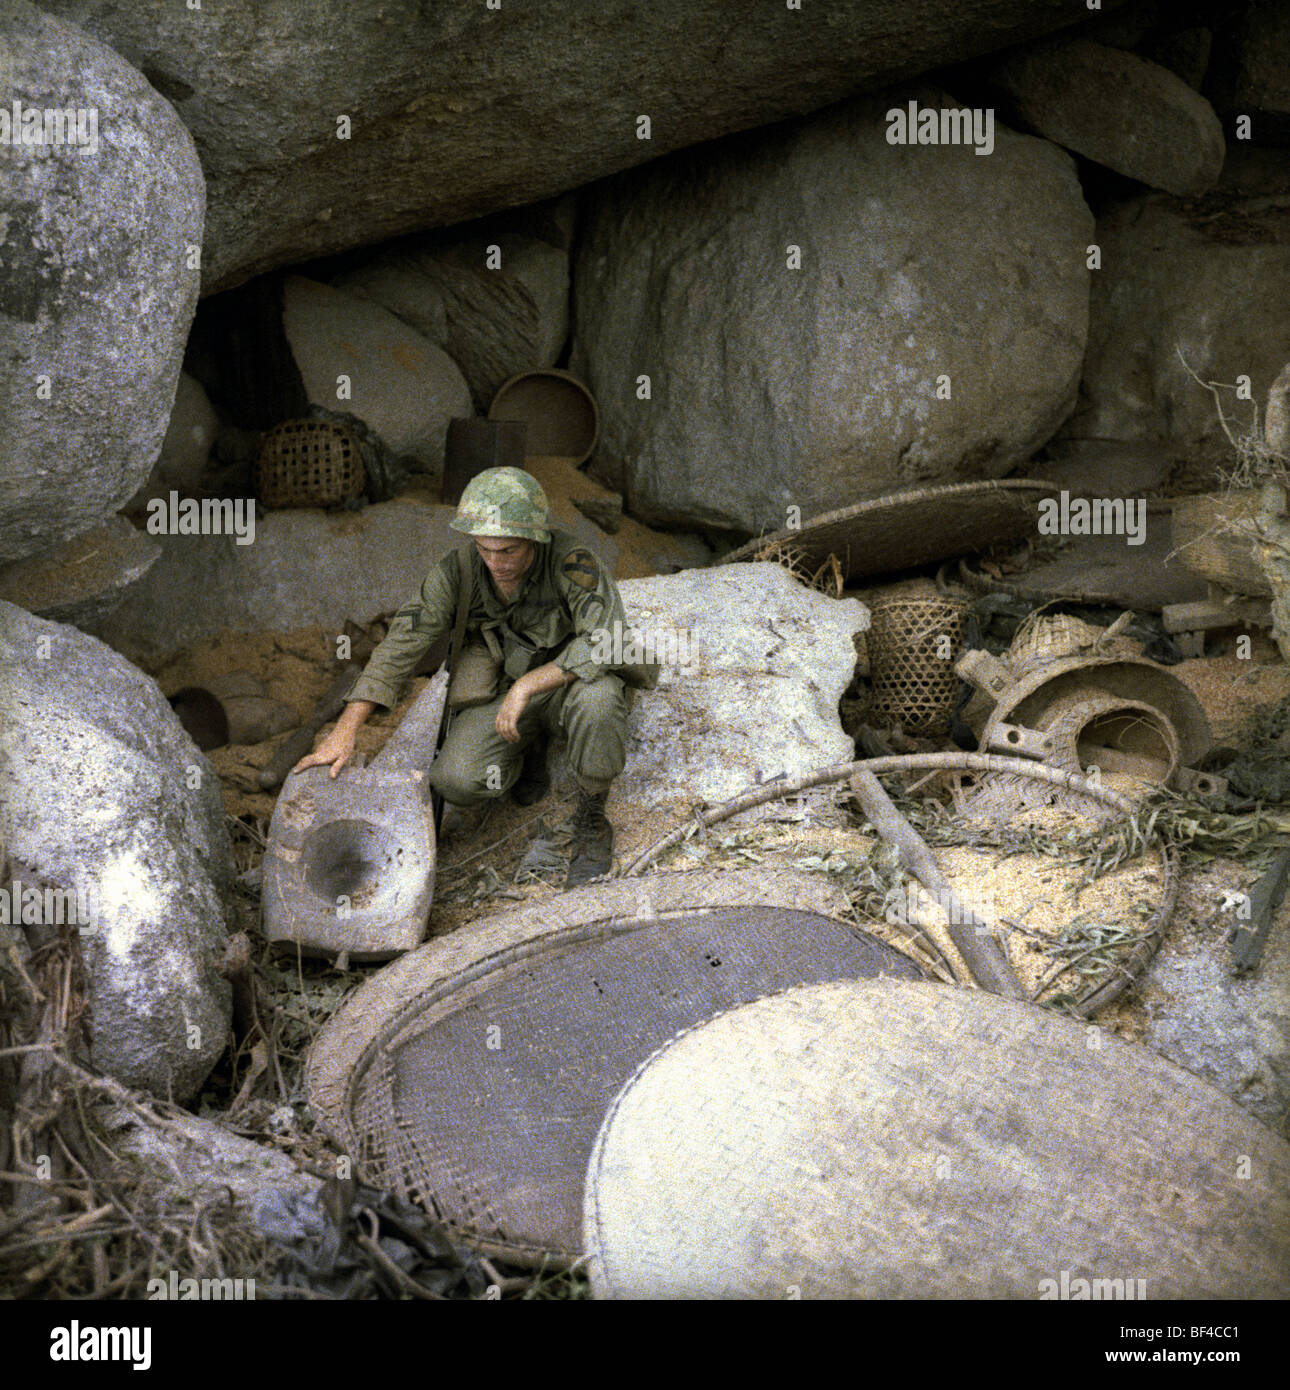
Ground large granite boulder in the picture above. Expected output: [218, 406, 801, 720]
[127, 372, 220, 506]
[1057, 150, 1290, 487]
[282, 276, 472, 478]
[986, 37, 1225, 196]
[0, 517, 160, 627]
[35, 0, 1110, 292]
[337, 227, 571, 410]
[572, 87, 1092, 533]
[0, 602, 233, 1103]
[0, 1, 204, 564]
[86, 499, 618, 668]
[1230, 0, 1290, 142]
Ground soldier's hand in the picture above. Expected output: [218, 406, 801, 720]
[496, 683, 531, 744]
[293, 727, 357, 779]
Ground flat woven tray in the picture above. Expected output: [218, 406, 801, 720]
[958, 503, 1207, 609]
[585, 978, 1290, 1299]
[305, 870, 922, 1268]
[722, 480, 1058, 580]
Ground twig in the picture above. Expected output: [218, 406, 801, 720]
[618, 753, 1132, 877]
[440, 804, 572, 874]
[354, 1207, 446, 1300]
[850, 769, 1023, 998]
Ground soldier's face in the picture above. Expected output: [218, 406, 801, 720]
[475, 535, 536, 585]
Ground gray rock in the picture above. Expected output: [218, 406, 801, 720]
[337, 258, 449, 346]
[987, 37, 1225, 197]
[127, 373, 220, 506]
[85, 499, 619, 667]
[107, 1107, 326, 1244]
[0, 602, 233, 1103]
[1057, 163, 1290, 486]
[1138, 873, 1290, 1139]
[572, 87, 1092, 533]
[0, 1, 204, 564]
[36, 0, 1108, 292]
[0, 516, 160, 626]
[337, 231, 570, 409]
[573, 494, 624, 535]
[282, 276, 472, 477]
[613, 564, 866, 807]
[1233, 1, 1290, 138]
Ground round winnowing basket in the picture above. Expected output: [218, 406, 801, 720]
[304, 871, 923, 1268]
[867, 594, 968, 736]
[254, 419, 365, 508]
[583, 978, 1290, 1300]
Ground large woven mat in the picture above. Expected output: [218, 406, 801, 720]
[585, 978, 1290, 1299]
[305, 870, 923, 1266]
[722, 480, 1057, 578]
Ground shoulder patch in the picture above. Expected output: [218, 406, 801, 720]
[561, 547, 600, 591]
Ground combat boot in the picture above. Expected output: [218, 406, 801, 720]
[565, 787, 613, 886]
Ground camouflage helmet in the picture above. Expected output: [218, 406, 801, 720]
[449, 466, 552, 543]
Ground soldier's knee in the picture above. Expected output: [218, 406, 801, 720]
[428, 754, 514, 805]
[562, 675, 626, 730]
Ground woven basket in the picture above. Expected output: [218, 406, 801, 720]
[305, 870, 922, 1268]
[867, 594, 968, 736]
[1006, 612, 1140, 677]
[255, 419, 365, 508]
[584, 978, 1290, 1300]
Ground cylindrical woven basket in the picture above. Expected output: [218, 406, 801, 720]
[867, 593, 968, 736]
[254, 418, 365, 509]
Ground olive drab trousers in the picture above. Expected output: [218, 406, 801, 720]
[426, 673, 630, 807]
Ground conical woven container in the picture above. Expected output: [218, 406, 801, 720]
[584, 978, 1290, 1300]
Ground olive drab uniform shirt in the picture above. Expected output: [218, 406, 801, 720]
[348, 530, 638, 710]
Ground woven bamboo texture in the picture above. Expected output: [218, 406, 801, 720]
[1172, 490, 1271, 595]
[867, 594, 968, 736]
[305, 870, 921, 1267]
[255, 418, 365, 508]
[722, 480, 1057, 579]
[585, 978, 1290, 1299]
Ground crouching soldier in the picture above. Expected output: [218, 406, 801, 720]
[294, 467, 653, 886]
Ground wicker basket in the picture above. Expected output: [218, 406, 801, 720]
[867, 593, 969, 736]
[1006, 612, 1139, 676]
[254, 419, 365, 509]
[583, 979, 1290, 1299]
